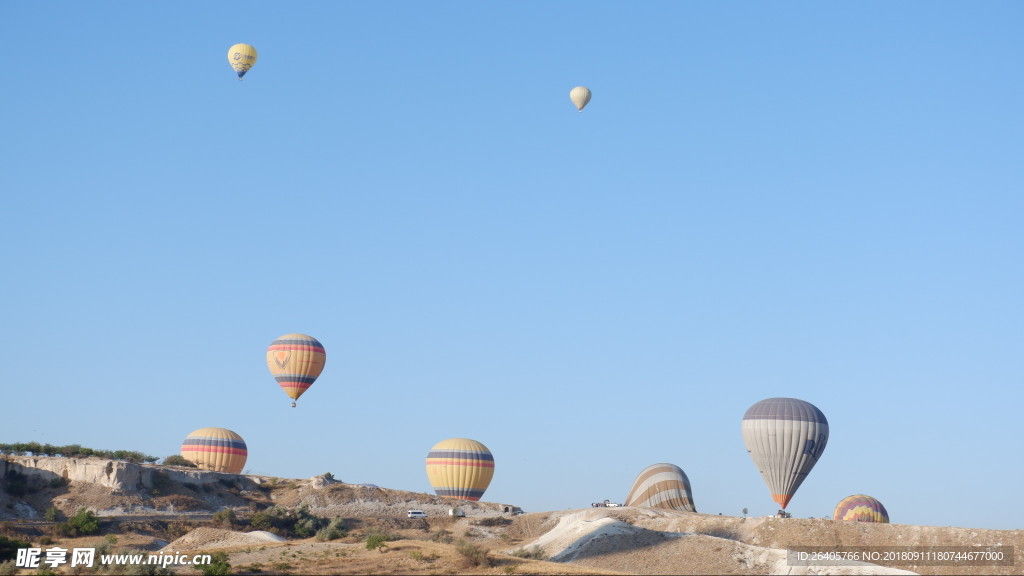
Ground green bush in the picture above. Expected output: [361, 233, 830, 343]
[0, 535, 31, 563]
[292, 517, 318, 538]
[0, 560, 17, 576]
[162, 455, 197, 467]
[314, 518, 347, 542]
[365, 533, 390, 552]
[43, 507, 60, 522]
[247, 505, 326, 538]
[56, 508, 100, 537]
[212, 509, 237, 527]
[248, 511, 273, 531]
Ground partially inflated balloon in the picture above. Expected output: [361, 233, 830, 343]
[267, 334, 326, 407]
[228, 43, 258, 79]
[742, 397, 828, 509]
[625, 463, 697, 512]
[181, 427, 247, 474]
[425, 438, 494, 501]
[569, 86, 592, 111]
[834, 495, 889, 523]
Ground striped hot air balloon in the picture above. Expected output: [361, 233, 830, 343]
[425, 438, 494, 501]
[180, 427, 247, 474]
[625, 463, 697, 512]
[742, 397, 829, 510]
[834, 494, 889, 523]
[267, 333, 326, 407]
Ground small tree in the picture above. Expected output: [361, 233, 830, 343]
[742, 507, 748, 516]
[366, 533, 390, 553]
[43, 507, 60, 522]
[162, 455, 197, 467]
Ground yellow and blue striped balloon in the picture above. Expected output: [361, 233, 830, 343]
[425, 438, 494, 501]
[267, 333, 326, 406]
[180, 427, 247, 474]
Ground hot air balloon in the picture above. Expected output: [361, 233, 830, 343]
[834, 494, 889, 523]
[228, 43, 258, 79]
[569, 86, 592, 111]
[266, 333, 326, 407]
[742, 397, 828, 510]
[625, 463, 697, 512]
[180, 427, 247, 474]
[425, 438, 494, 501]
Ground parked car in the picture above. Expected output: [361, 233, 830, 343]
[407, 509, 428, 518]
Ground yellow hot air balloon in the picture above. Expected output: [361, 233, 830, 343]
[228, 43, 258, 79]
[267, 333, 326, 407]
[425, 438, 494, 501]
[180, 427, 247, 474]
[569, 86, 592, 111]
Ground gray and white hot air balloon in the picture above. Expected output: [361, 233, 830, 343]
[625, 463, 696, 512]
[569, 86, 592, 111]
[741, 397, 828, 510]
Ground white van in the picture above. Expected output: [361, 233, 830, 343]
[407, 510, 428, 518]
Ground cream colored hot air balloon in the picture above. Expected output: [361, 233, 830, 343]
[266, 333, 326, 407]
[625, 463, 697, 512]
[180, 427, 247, 474]
[742, 398, 829, 510]
[425, 438, 494, 501]
[569, 86, 592, 111]
[228, 43, 258, 79]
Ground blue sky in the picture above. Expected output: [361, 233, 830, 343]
[2, 2, 1022, 530]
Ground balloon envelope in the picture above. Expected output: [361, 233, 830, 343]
[425, 438, 494, 501]
[742, 397, 829, 509]
[569, 86, 592, 111]
[266, 333, 326, 405]
[625, 463, 697, 512]
[834, 494, 889, 523]
[228, 43, 258, 78]
[180, 427, 247, 474]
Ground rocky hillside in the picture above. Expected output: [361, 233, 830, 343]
[2, 456, 1021, 575]
[0, 455, 511, 519]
